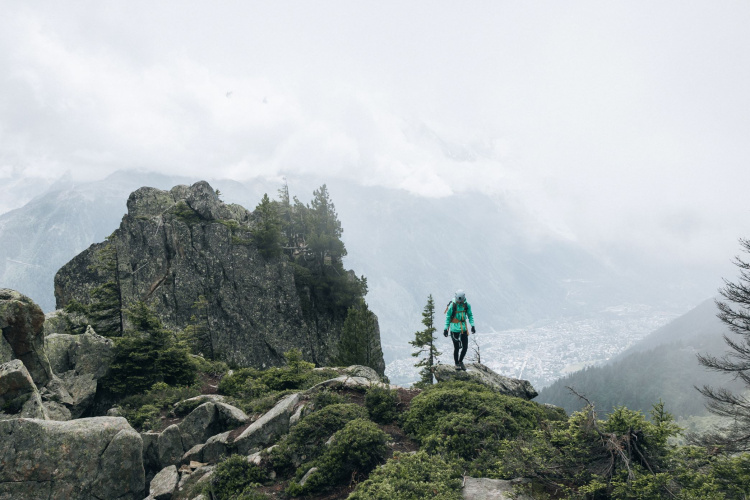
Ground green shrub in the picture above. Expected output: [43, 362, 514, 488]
[103, 302, 196, 397]
[120, 382, 201, 431]
[270, 403, 368, 475]
[401, 381, 548, 473]
[128, 404, 161, 431]
[286, 418, 389, 496]
[364, 385, 398, 424]
[349, 451, 463, 500]
[311, 388, 349, 409]
[205, 454, 267, 500]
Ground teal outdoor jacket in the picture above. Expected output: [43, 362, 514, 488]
[444, 300, 474, 334]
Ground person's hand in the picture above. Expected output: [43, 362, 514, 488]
[443, 329, 449, 337]
[471, 326, 476, 334]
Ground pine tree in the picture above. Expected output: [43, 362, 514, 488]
[410, 295, 441, 385]
[251, 193, 283, 258]
[308, 184, 346, 271]
[181, 294, 213, 359]
[86, 240, 123, 337]
[696, 238, 750, 452]
[104, 301, 196, 396]
[336, 299, 382, 371]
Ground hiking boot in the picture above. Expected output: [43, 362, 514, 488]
[459, 362, 466, 371]
[455, 363, 461, 371]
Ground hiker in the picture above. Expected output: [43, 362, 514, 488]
[443, 289, 475, 370]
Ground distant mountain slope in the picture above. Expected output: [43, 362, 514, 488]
[536, 298, 742, 417]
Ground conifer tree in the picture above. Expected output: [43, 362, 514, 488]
[251, 193, 283, 258]
[696, 237, 750, 452]
[308, 184, 346, 270]
[336, 298, 382, 371]
[410, 295, 441, 385]
[181, 294, 213, 359]
[104, 301, 196, 396]
[86, 240, 123, 337]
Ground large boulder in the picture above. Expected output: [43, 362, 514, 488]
[0, 417, 144, 500]
[0, 359, 48, 420]
[45, 326, 114, 379]
[462, 477, 533, 500]
[234, 392, 300, 455]
[434, 362, 538, 400]
[0, 289, 53, 386]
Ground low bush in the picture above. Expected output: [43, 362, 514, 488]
[204, 454, 267, 500]
[311, 388, 350, 409]
[285, 418, 389, 496]
[400, 380, 549, 474]
[120, 382, 200, 431]
[348, 450, 463, 500]
[270, 403, 368, 475]
[364, 385, 399, 424]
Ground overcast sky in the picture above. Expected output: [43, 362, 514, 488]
[2, 1, 750, 275]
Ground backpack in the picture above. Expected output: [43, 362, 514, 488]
[444, 300, 465, 322]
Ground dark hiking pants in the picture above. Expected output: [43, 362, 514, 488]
[452, 332, 468, 365]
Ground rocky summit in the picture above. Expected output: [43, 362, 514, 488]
[53, 181, 385, 373]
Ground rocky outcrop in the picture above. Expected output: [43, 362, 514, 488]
[0, 417, 144, 500]
[0, 359, 48, 420]
[45, 325, 114, 380]
[462, 477, 532, 500]
[54, 181, 385, 373]
[0, 289, 53, 386]
[148, 465, 179, 500]
[434, 363, 538, 400]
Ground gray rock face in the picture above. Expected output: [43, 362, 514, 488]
[46, 326, 114, 380]
[0, 289, 53, 386]
[53, 181, 385, 373]
[0, 416, 144, 500]
[149, 465, 179, 500]
[158, 424, 185, 469]
[234, 392, 300, 455]
[462, 477, 532, 500]
[434, 363, 538, 400]
[0, 359, 48, 420]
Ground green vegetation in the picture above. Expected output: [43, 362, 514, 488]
[336, 298, 383, 372]
[172, 200, 202, 223]
[204, 454, 268, 500]
[102, 301, 196, 397]
[401, 380, 551, 475]
[696, 237, 750, 452]
[349, 451, 463, 500]
[218, 349, 339, 414]
[63, 240, 124, 337]
[285, 418, 389, 496]
[270, 403, 369, 476]
[251, 193, 283, 258]
[117, 381, 200, 431]
[410, 294, 441, 386]
[364, 385, 399, 424]
[494, 402, 750, 499]
[180, 294, 214, 359]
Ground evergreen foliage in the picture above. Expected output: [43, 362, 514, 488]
[401, 380, 550, 475]
[102, 301, 196, 397]
[270, 403, 369, 476]
[364, 385, 399, 424]
[336, 298, 382, 371]
[410, 294, 441, 386]
[205, 454, 268, 500]
[696, 237, 750, 452]
[348, 451, 463, 500]
[84, 240, 123, 337]
[250, 193, 283, 258]
[493, 401, 750, 499]
[180, 294, 214, 359]
[285, 418, 389, 496]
